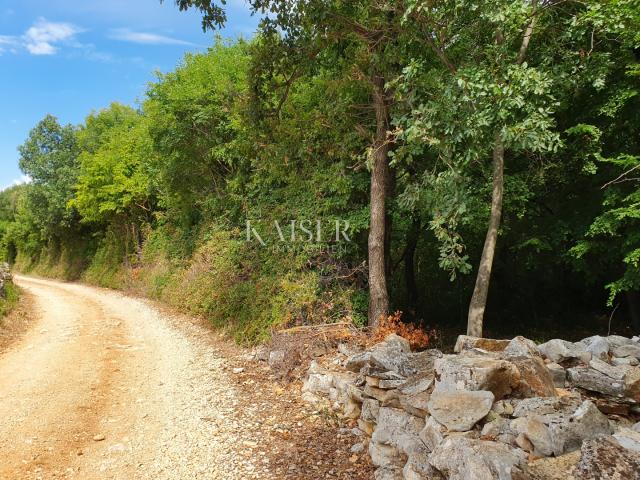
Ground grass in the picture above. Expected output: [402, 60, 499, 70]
[0, 281, 19, 319]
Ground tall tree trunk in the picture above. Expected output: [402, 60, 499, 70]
[467, 134, 505, 337]
[368, 75, 391, 326]
[385, 172, 396, 280]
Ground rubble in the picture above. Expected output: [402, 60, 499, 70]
[300, 332, 640, 479]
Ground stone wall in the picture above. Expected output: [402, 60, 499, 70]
[302, 333, 640, 479]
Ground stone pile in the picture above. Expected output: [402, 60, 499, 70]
[0, 262, 11, 299]
[302, 333, 640, 480]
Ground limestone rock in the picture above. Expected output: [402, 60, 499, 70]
[427, 389, 494, 432]
[613, 427, 640, 453]
[546, 362, 566, 388]
[454, 335, 510, 353]
[575, 436, 640, 480]
[403, 450, 445, 480]
[611, 343, 640, 360]
[510, 415, 554, 456]
[435, 354, 519, 400]
[480, 417, 513, 441]
[361, 398, 381, 423]
[567, 358, 640, 401]
[420, 416, 447, 451]
[513, 398, 611, 456]
[607, 335, 635, 349]
[399, 390, 430, 417]
[268, 350, 285, 368]
[503, 336, 540, 358]
[369, 442, 403, 469]
[538, 339, 591, 365]
[303, 372, 333, 395]
[398, 373, 433, 396]
[522, 451, 581, 480]
[371, 407, 426, 456]
[429, 437, 527, 480]
[384, 333, 412, 353]
[364, 384, 401, 407]
[579, 336, 610, 361]
[548, 400, 613, 455]
[373, 466, 404, 480]
[509, 355, 557, 398]
[611, 356, 639, 366]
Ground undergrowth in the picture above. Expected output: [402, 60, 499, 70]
[0, 281, 19, 319]
[15, 223, 366, 345]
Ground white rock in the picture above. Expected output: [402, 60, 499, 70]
[371, 407, 425, 456]
[429, 437, 527, 480]
[546, 362, 566, 387]
[538, 339, 591, 364]
[419, 416, 447, 451]
[613, 427, 640, 453]
[434, 354, 518, 400]
[510, 415, 553, 456]
[612, 343, 640, 360]
[503, 336, 539, 358]
[369, 441, 402, 469]
[427, 390, 494, 432]
[579, 335, 610, 361]
[611, 356, 639, 366]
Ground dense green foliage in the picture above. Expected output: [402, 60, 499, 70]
[1, 0, 640, 342]
[0, 281, 19, 319]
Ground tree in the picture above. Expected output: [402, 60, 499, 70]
[248, 0, 417, 325]
[144, 41, 251, 231]
[396, 0, 637, 336]
[72, 104, 155, 261]
[161, 0, 227, 30]
[18, 115, 80, 238]
[169, 0, 411, 325]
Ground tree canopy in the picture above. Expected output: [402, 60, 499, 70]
[2, 1, 640, 341]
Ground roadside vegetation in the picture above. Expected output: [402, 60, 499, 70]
[0, 281, 18, 319]
[0, 1, 639, 343]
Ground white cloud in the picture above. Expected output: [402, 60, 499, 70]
[109, 28, 197, 47]
[0, 35, 18, 55]
[0, 18, 84, 56]
[23, 18, 83, 55]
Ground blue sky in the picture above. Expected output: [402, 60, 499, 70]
[0, 0, 259, 190]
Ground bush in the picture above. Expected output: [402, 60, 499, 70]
[0, 281, 19, 319]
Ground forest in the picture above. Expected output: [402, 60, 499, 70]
[1, 0, 639, 344]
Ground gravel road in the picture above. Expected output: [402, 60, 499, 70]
[0, 276, 272, 479]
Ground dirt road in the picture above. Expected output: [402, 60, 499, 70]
[0, 276, 375, 480]
[0, 276, 266, 479]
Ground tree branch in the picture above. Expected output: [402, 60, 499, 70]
[517, 0, 538, 65]
[601, 164, 640, 189]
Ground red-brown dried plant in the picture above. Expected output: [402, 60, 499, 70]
[370, 311, 433, 350]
